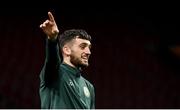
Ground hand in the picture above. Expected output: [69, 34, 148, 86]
[40, 11, 59, 40]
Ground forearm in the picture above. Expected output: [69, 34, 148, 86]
[43, 38, 61, 86]
[46, 38, 61, 63]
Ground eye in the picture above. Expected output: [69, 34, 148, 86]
[79, 43, 91, 50]
[79, 44, 86, 49]
[89, 45, 92, 50]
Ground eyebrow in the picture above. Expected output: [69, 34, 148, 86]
[79, 43, 92, 48]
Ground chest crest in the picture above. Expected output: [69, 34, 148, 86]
[83, 86, 90, 98]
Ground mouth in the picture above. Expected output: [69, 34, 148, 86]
[82, 57, 88, 61]
[81, 56, 89, 62]
[81, 53, 90, 63]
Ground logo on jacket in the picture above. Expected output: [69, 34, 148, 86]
[68, 79, 74, 86]
[83, 86, 90, 98]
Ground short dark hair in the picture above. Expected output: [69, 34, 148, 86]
[58, 29, 91, 49]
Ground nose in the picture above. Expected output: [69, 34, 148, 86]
[85, 47, 91, 55]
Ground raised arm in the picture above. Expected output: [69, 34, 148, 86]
[39, 11, 61, 87]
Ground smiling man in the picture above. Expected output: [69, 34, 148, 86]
[39, 11, 95, 109]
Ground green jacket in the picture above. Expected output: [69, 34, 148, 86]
[39, 39, 95, 109]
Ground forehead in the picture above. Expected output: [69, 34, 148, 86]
[73, 37, 91, 45]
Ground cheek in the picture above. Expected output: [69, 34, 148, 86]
[71, 50, 82, 57]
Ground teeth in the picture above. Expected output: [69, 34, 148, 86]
[82, 58, 88, 60]
[82, 56, 89, 60]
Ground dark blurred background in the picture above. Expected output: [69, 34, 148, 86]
[1, 1, 180, 108]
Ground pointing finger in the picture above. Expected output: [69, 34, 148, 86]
[48, 11, 55, 22]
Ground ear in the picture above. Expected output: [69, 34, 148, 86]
[62, 45, 71, 56]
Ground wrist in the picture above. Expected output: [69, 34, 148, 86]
[48, 35, 58, 41]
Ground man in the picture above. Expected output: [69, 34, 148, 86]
[39, 11, 95, 109]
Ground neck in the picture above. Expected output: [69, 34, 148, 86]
[63, 59, 82, 71]
[63, 59, 76, 68]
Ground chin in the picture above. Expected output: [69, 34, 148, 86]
[80, 62, 89, 68]
[81, 60, 89, 66]
[82, 63, 89, 67]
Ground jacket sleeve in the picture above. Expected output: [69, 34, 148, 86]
[39, 38, 62, 87]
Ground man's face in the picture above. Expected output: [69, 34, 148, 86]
[69, 37, 91, 68]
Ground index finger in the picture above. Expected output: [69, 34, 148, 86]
[48, 11, 55, 22]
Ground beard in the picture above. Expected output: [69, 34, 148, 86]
[70, 54, 89, 68]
